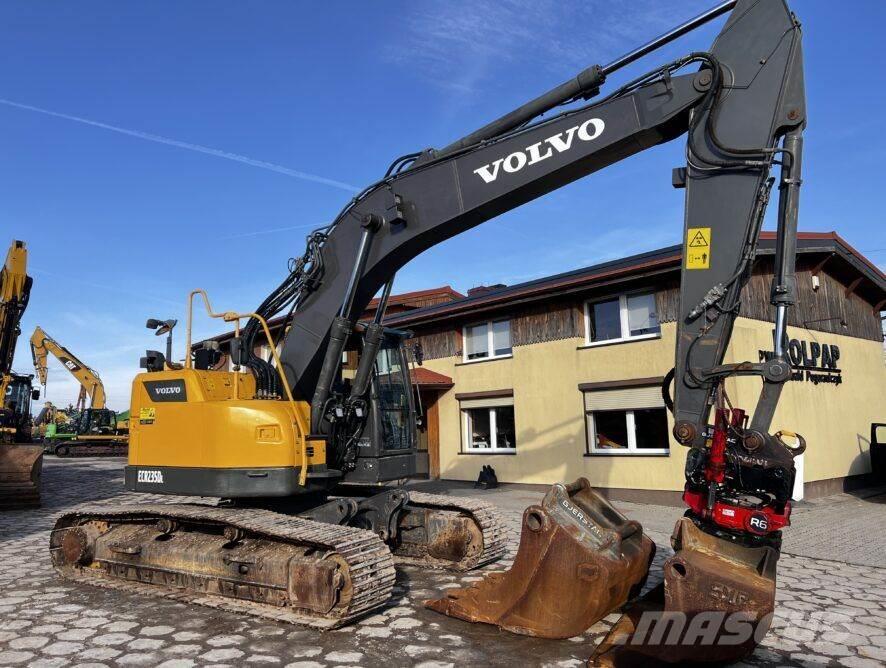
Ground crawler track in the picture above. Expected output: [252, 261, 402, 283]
[51, 503, 396, 628]
[397, 491, 509, 570]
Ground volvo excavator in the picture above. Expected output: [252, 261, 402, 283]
[30, 326, 128, 456]
[52, 0, 806, 661]
[0, 240, 43, 508]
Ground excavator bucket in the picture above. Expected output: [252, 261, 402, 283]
[588, 516, 778, 666]
[0, 444, 43, 509]
[425, 478, 655, 639]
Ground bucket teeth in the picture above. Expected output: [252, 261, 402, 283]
[425, 478, 654, 639]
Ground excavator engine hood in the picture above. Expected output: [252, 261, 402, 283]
[426, 478, 654, 638]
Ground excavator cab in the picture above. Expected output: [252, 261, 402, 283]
[1, 373, 37, 443]
[338, 329, 420, 484]
[75, 407, 117, 436]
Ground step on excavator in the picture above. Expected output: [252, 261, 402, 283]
[51, 0, 805, 659]
[0, 240, 43, 508]
[30, 326, 128, 456]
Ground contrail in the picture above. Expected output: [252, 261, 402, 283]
[30, 266, 182, 307]
[220, 222, 328, 241]
[0, 98, 358, 192]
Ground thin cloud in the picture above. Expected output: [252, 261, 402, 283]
[219, 222, 327, 241]
[0, 98, 358, 193]
[388, 0, 713, 93]
[30, 266, 181, 307]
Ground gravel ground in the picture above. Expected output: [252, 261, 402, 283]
[1, 457, 886, 667]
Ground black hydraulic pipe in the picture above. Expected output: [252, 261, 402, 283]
[310, 316, 352, 432]
[373, 279, 395, 325]
[436, 0, 736, 158]
[349, 322, 384, 400]
[600, 0, 736, 75]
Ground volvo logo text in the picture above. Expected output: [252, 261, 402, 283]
[473, 118, 605, 184]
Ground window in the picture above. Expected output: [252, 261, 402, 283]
[583, 385, 669, 455]
[461, 400, 517, 453]
[585, 292, 660, 345]
[463, 320, 512, 362]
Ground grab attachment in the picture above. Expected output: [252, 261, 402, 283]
[425, 478, 655, 639]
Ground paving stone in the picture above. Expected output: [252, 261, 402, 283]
[8, 635, 50, 649]
[42, 640, 86, 656]
[0, 650, 35, 665]
[2, 460, 885, 668]
[156, 661, 197, 668]
[78, 647, 123, 661]
[324, 650, 363, 663]
[91, 632, 135, 646]
[201, 647, 246, 662]
[839, 658, 884, 668]
[128, 637, 166, 650]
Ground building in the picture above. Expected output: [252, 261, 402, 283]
[386, 232, 885, 502]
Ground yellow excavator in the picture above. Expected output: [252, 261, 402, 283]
[30, 326, 128, 456]
[0, 240, 42, 508]
[52, 0, 806, 662]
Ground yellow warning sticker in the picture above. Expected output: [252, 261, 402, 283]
[139, 407, 156, 425]
[686, 227, 711, 269]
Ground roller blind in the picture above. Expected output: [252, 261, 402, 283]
[460, 396, 515, 410]
[583, 386, 664, 411]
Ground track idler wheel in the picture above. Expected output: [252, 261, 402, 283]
[425, 478, 655, 639]
[588, 516, 779, 666]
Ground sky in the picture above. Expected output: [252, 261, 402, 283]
[3, 0, 884, 410]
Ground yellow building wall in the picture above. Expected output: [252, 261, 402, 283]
[424, 318, 886, 489]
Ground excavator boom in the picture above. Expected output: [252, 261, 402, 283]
[0, 240, 42, 507]
[30, 326, 107, 409]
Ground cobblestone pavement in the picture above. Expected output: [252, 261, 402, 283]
[1, 458, 886, 667]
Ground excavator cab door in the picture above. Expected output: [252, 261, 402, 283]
[372, 338, 416, 453]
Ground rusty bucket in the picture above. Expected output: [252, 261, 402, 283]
[425, 478, 655, 639]
[588, 516, 778, 666]
[0, 444, 43, 509]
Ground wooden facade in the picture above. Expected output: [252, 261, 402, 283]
[409, 257, 884, 359]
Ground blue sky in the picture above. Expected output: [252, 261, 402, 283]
[3, 1, 884, 410]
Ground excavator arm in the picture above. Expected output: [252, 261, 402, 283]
[247, 0, 804, 658]
[259, 0, 804, 458]
[30, 326, 107, 409]
[0, 240, 32, 400]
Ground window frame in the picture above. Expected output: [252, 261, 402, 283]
[461, 319, 513, 363]
[584, 406, 670, 456]
[582, 291, 661, 347]
[461, 404, 517, 454]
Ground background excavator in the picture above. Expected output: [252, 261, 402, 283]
[0, 239, 43, 508]
[30, 326, 128, 456]
[52, 0, 805, 661]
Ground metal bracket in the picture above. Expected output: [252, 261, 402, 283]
[350, 490, 410, 541]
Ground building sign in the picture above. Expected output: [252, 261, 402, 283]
[759, 339, 842, 386]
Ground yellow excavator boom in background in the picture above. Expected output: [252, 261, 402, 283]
[30, 326, 127, 456]
[30, 325, 107, 409]
[0, 240, 42, 508]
